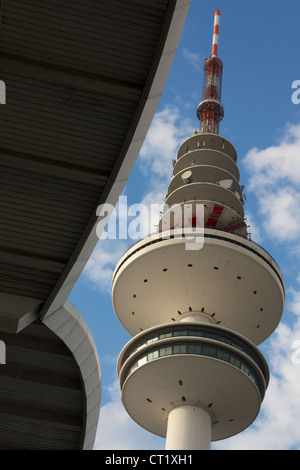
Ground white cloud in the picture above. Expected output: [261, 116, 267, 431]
[243, 123, 300, 243]
[94, 379, 165, 450]
[182, 48, 202, 70]
[288, 287, 300, 318]
[261, 189, 300, 242]
[245, 124, 300, 187]
[83, 238, 129, 294]
[139, 105, 192, 179]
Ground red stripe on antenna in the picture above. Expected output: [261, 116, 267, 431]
[212, 44, 218, 56]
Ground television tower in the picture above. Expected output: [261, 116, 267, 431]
[112, 11, 285, 450]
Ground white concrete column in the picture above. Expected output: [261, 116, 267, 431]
[179, 312, 215, 324]
[165, 405, 211, 450]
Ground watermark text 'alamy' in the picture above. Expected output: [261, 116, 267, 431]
[96, 196, 205, 250]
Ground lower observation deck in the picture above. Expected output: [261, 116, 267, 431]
[112, 229, 285, 345]
[117, 322, 269, 441]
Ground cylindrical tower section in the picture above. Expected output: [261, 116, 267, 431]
[197, 59, 224, 135]
[165, 405, 211, 450]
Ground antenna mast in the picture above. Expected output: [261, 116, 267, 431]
[197, 10, 224, 134]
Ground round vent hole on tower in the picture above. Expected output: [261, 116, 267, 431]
[208, 403, 213, 408]
[144, 279, 148, 283]
[260, 308, 264, 311]
[237, 276, 241, 280]
[253, 290, 257, 294]
[133, 294, 136, 298]
[182, 396, 186, 402]
[188, 264, 193, 267]
[179, 380, 183, 386]
[257, 325, 260, 328]
[132, 312, 135, 315]
[178, 311, 182, 315]
[214, 266, 219, 270]
[163, 268, 168, 272]
[189, 307, 192, 312]
[146, 398, 152, 403]
[228, 419, 234, 422]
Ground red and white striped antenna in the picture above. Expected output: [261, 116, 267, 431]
[196, 10, 224, 134]
[212, 10, 221, 56]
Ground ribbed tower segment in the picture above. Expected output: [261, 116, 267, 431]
[112, 11, 285, 450]
[160, 133, 248, 238]
[197, 11, 224, 134]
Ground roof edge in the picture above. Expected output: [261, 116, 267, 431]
[40, 0, 191, 320]
[42, 299, 101, 450]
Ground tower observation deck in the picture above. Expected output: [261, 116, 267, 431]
[112, 11, 285, 450]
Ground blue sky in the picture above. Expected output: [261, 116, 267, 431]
[69, 0, 300, 450]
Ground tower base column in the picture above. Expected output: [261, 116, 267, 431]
[165, 405, 211, 450]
